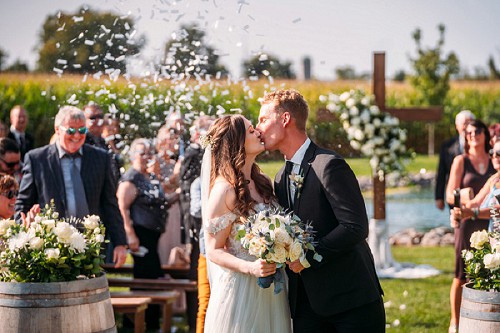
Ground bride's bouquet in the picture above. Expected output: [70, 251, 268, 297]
[237, 206, 322, 294]
[0, 203, 106, 283]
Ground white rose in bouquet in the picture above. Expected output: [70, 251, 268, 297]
[83, 215, 100, 230]
[470, 230, 489, 249]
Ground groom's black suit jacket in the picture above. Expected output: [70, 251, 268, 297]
[275, 142, 383, 317]
[15, 143, 127, 246]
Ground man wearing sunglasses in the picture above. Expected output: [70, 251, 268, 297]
[83, 103, 121, 184]
[0, 137, 22, 182]
[15, 105, 128, 268]
[83, 103, 108, 150]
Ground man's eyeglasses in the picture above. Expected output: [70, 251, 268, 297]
[0, 157, 20, 169]
[60, 126, 88, 135]
[0, 189, 19, 199]
[466, 128, 483, 137]
[489, 149, 500, 158]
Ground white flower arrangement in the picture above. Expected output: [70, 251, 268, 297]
[462, 230, 500, 291]
[236, 206, 322, 293]
[323, 89, 412, 174]
[0, 203, 107, 283]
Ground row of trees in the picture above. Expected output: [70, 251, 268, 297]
[0, 7, 294, 79]
[0, 6, 497, 82]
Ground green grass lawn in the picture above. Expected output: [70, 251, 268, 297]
[382, 246, 454, 332]
[258, 154, 438, 179]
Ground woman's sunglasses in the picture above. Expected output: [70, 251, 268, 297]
[60, 126, 88, 135]
[0, 157, 20, 169]
[489, 149, 500, 158]
[466, 128, 484, 137]
[1, 189, 19, 199]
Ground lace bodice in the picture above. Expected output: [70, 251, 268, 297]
[205, 203, 267, 261]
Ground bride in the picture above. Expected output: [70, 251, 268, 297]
[201, 115, 291, 332]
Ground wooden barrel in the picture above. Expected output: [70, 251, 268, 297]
[0, 275, 116, 333]
[460, 283, 500, 333]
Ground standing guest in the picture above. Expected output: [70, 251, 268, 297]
[82, 103, 107, 150]
[191, 175, 210, 333]
[451, 139, 500, 234]
[488, 123, 500, 146]
[435, 110, 476, 210]
[15, 105, 128, 267]
[177, 115, 213, 332]
[0, 174, 19, 219]
[257, 89, 385, 333]
[0, 120, 8, 138]
[102, 114, 122, 154]
[8, 105, 34, 161]
[83, 104, 121, 185]
[445, 119, 494, 333]
[0, 138, 22, 182]
[155, 124, 182, 265]
[117, 138, 168, 331]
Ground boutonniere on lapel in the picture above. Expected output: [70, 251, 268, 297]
[289, 170, 304, 198]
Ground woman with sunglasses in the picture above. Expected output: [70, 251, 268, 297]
[116, 138, 169, 331]
[451, 138, 500, 232]
[0, 174, 18, 219]
[445, 119, 495, 333]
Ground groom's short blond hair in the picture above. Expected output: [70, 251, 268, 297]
[261, 89, 309, 132]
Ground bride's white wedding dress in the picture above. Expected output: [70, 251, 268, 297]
[203, 203, 291, 333]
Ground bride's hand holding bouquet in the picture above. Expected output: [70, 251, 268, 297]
[237, 206, 322, 294]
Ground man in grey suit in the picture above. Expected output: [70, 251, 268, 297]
[257, 90, 385, 333]
[15, 106, 128, 267]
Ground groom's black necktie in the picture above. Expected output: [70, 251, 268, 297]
[285, 161, 294, 208]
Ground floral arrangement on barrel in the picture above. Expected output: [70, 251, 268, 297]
[462, 205, 500, 292]
[0, 203, 106, 283]
[462, 230, 500, 291]
[322, 89, 413, 176]
[237, 207, 322, 294]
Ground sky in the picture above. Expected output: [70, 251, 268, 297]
[0, 0, 499, 80]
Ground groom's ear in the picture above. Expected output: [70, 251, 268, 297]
[282, 112, 291, 127]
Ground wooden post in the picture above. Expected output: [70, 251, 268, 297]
[373, 52, 387, 220]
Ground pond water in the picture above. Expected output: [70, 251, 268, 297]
[364, 186, 450, 236]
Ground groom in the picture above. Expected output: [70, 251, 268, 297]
[257, 89, 385, 332]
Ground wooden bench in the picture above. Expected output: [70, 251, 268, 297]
[111, 297, 151, 333]
[102, 263, 190, 279]
[111, 290, 179, 333]
[107, 277, 198, 292]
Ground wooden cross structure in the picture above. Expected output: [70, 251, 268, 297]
[372, 52, 443, 220]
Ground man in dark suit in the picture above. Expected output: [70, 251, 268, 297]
[8, 105, 34, 161]
[257, 89, 385, 333]
[435, 110, 475, 210]
[15, 105, 128, 267]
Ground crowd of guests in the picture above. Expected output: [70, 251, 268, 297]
[0, 103, 213, 332]
[435, 110, 500, 333]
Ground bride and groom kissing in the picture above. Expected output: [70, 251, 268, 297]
[201, 89, 385, 332]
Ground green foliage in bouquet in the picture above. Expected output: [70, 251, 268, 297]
[462, 230, 500, 291]
[0, 203, 107, 282]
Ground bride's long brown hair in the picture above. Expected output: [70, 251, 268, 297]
[207, 115, 274, 216]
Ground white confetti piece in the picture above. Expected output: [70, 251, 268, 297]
[56, 59, 67, 65]
[292, 17, 301, 23]
[53, 67, 63, 74]
[72, 16, 84, 23]
[84, 40, 95, 46]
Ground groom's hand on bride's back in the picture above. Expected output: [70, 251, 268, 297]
[247, 259, 276, 277]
